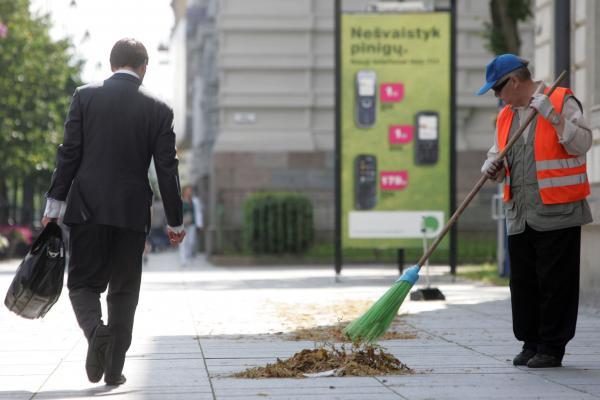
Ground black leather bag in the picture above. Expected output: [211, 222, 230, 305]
[4, 222, 66, 319]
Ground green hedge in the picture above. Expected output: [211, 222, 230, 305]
[243, 192, 314, 254]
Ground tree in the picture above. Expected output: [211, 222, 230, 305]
[484, 0, 533, 55]
[0, 0, 82, 224]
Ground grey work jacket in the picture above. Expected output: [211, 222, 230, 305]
[503, 109, 592, 235]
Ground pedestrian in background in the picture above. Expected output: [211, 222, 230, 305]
[179, 185, 202, 265]
[42, 38, 185, 385]
[478, 54, 592, 368]
[148, 197, 170, 253]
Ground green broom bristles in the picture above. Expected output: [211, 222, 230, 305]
[344, 265, 420, 343]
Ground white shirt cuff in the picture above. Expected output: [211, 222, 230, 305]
[44, 198, 66, 218]
[168, 224, 185, 234]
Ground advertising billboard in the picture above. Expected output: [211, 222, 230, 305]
[341, 12, 452, 249]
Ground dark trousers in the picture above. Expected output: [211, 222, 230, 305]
[67, 223, 146, 376]
[508, 224, 581, 359]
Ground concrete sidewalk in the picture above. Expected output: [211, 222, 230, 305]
[1, 251, 599, 399]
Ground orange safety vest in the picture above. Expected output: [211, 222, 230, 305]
[496, 87, 590, 204]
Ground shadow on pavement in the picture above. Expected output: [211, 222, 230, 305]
[0, 388, 138, 399]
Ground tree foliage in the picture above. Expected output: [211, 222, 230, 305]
[484, 0, 533, 55]
[0, 0, 82, 179]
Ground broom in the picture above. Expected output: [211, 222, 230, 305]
[344, 70, 567, 344]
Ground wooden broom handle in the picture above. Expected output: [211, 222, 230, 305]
[416, 70, 567, 268]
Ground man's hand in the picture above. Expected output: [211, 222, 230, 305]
[530, 94, 554, 119]
[41, 216, 57, 227]
[484, 159, 504, 180]
[167, 229, 186, 245]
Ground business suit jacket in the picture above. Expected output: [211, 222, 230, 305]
[47, 73, 183, 232]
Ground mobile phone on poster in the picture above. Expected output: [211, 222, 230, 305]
[414, 111, 439, 165]
[354, 154, 377, 210]
[355, 70, 377, 128]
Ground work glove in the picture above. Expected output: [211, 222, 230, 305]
[530, 94, 554, 119]
[483, 159, 504, 180]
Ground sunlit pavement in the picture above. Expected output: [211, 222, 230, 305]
[1, 252, 599, 399]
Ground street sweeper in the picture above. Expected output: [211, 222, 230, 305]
[479, 54, 592, 368]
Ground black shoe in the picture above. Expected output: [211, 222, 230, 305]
[85, 324, 112, 383]
[105, 374, 126, 386]
[513, 349, 536, 366]
[527, 353, 562, 368]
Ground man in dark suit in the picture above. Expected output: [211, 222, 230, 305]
[42, 38, 185, 386]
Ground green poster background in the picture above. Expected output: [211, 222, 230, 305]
[341, 12, 451, 249]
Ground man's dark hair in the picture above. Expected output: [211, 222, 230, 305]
[110, 38, 149, 69]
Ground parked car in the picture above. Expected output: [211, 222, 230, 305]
[0, 233, 9, 259]
[0, 225, 37, 258]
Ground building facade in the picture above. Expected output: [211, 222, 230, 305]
[172, 1, 537, 265]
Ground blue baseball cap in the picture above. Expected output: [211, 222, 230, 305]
[476, 54, 529, 95]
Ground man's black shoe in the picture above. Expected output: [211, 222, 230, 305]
[527, 353, 562, 368]
[85, 324, 112, 383]
[105, 374, 126, 386]
[513, 349, 536, 366]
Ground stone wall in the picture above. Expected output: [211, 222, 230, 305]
[208, 151, 334, 252]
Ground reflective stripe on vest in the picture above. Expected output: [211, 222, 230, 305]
[537, 173, 588, 189]
[536, 155, 586, 170]
[503, 175, 511, 203]
[496, 86, 590, 204]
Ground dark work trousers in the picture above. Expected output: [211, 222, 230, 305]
[508, 224, 581, 360]
[67, 223, 146, 376]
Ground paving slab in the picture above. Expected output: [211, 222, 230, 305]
[212, 377, 399, 400]
[1, 252, 600, 399]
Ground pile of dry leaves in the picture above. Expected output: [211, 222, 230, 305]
[287, 321, 417, 342]
[233, 344, 412, 378]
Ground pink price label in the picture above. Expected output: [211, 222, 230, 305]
[380, 171, 409, 191]
[388, 125, 413, 144]
[380, 83, 404, 102]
